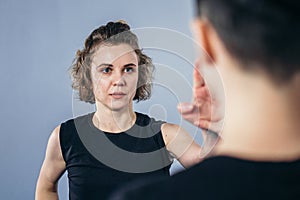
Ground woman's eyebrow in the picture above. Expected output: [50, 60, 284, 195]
[124, 63, 137, 67]
[97, 63, 113, 68]
[96, 63, 136, 68]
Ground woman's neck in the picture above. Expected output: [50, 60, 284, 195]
[93, 103, 136, 133]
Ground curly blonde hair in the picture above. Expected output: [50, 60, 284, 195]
[70, 21, 154, 104]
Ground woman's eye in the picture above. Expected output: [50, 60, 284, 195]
[124, 67, 134, 73]
[101, 67, 112, 73]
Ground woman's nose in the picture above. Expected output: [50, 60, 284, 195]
[112, 71, 125, 86]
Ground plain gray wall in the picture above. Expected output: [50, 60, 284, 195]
[0, 0, 202, 199]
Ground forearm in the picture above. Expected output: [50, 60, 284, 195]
[36, 185, 59, 200]
[35, 190, 59, 200]
[35, 179, 59, 200]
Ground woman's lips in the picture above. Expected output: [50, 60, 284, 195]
[109, 92, 126, 99]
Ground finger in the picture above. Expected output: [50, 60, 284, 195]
[193, 59, 205, 88]
[194, 86, 209, 100]
[177, 102, 194, 114]
[194, 120, 214, 130]
[197, 120, 210, 130]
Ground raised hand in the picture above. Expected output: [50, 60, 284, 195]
[177, 60, 224, 157]
[177, 60, 224, 134]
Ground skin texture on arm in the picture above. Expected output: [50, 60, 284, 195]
[161, 123, 202, 169]
[35, 126, 66, 200]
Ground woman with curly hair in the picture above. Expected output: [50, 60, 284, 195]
[35, 21, 204, 200]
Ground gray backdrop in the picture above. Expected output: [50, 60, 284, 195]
[0, 0, 202, 199]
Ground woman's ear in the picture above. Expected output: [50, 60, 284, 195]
[191, 18, 216, 65]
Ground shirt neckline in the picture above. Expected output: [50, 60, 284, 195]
[87, 112, 140, 135]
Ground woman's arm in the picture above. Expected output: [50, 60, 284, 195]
[35, 125, 66, 200]
[161, 123, 202, 169]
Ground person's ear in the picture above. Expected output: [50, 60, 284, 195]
[191, 18, 216, 65]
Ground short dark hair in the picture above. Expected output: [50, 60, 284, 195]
[195, 0, 300, 82]
[70, 21, 154, 104]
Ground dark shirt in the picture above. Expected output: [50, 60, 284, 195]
[110, 156, 300, 200]
[60, 112, 172, 200]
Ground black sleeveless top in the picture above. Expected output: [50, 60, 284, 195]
[59, 112, 172, 200]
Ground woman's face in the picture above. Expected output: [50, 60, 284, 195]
[90, 43, 139, 111]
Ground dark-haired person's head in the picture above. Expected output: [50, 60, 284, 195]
[195, 0, 300, 82]
[107, 2, 300, 200]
